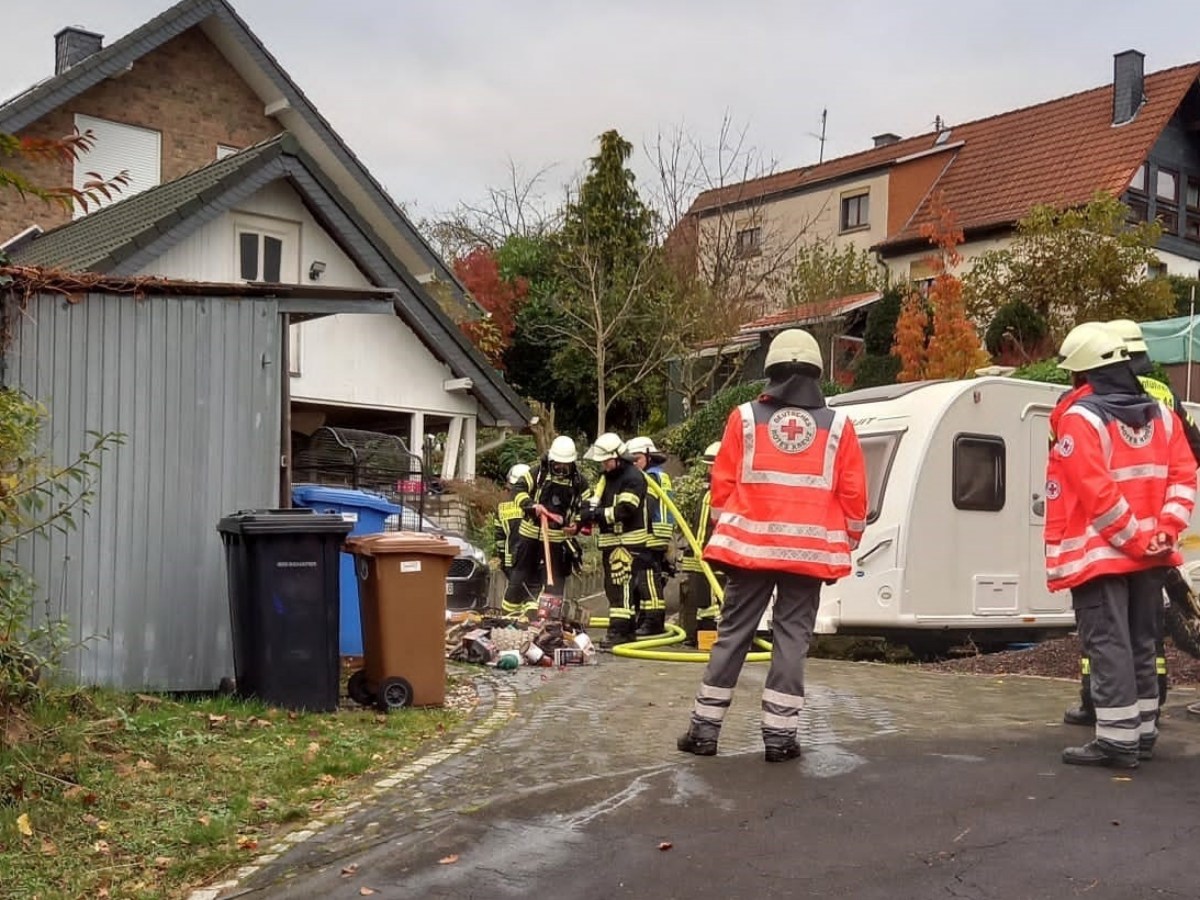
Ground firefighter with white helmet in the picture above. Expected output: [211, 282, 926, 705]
[505, 435, 588, 617]
[580, 432, 652, 647]
[679, 441, 726, 646]
[624, 435, 674, 636]
[495, 463, 535, 604]
[1047, 325, 1196, 767]
[678, 328, 868, 762]
[1060, 318, 1200, 727]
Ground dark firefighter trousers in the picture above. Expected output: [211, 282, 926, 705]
[503, 536, 570, 616]
[1074, 568, 1177, 713]
[1072, 570, 1165, 754]
[603, 547, 661, 630]
[687, 566, 822, 749]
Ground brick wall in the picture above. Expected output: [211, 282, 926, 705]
[0, 27, 281, 244]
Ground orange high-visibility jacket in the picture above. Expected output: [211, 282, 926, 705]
[704, 399, 868, 580]
[1045, 394, 1198, 592]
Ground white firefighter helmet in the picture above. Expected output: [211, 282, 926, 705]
[506, 463, 531, 485]
[547, 435, 578, 464]
[585, 432, 624, 462]
[1057, 321, 1108, 362]
[702, 441, 721, 465]
[624, 436, 657, 457]
[764, 328, 823, 375]
[1106, 318, 1150, 355]
[1057, 327, 1130, 373]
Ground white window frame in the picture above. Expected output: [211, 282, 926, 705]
[232, 214, 299, 284]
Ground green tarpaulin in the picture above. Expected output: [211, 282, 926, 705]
[1140, 316, 1200, 366]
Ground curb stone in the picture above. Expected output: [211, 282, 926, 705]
[187, 675, 517, 900]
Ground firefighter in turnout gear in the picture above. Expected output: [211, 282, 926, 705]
[505, 436, 587, 617]
[1047, 327, 1197, 767]
[580, 433, 651, 649]
[496, 465, 535, 592]
[625, 436, 672, 637]
[678, 329, 868, 762]
[1062, 318, 1200, 727]
[679, 441, 726, 646]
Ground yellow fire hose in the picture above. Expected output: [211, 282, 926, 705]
[586, 475, 773, 662]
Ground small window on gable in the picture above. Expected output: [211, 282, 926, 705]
[238, 231, 284, 282]
[735, 227, 762, 258]
[1129, 163, 1147, 193]
[840, 192, 869, 232]
[953, 434, 1006, 512]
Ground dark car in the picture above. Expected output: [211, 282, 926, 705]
[386, 506, 491, 612]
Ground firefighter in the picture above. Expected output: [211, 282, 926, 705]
[677, 329, 868, 762]
[580, 432, 651, 648]
[1048, 327, 1197, 767]
[1062, 318, 1200, 727]
[496, 463, 534, 613]
[624, 436, 673, 637]
[506, 436, 587, 617]
[679, 441, 726, 646]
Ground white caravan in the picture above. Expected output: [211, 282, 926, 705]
[775, 376, 1200, 655]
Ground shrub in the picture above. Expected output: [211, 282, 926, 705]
[863, 286, 904, 356]
[984, 300, 1048, 355]
[667, 380, 764, 464]
[852, 354, 900, 389]
[476, 434, 538, 484]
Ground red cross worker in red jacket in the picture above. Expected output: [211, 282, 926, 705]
[1047, 326, 1197, 768]
[677, 328, 868, 763]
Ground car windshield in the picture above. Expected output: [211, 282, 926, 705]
[859, 432, 903, 524]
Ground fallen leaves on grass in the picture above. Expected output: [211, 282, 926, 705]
[17, 813, 33, 837]
[237, 836, 259, 851]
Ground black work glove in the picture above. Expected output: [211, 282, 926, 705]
[578, 507, 599, 527]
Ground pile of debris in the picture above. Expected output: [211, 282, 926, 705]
[445, 601, 596, 669]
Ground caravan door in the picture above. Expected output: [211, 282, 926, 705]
[1026, 411, 1066, 612]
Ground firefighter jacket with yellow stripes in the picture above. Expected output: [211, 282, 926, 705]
[704, 399, 868, 580]
[1044, 389, 1197, 592]
[517, 463, 588, 544]
[589, 462, 649, 549]
[681, 487, 717, 573]
[644, 468, 675, 550]
[494, 473, 533, 569]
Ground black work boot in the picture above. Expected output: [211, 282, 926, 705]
[1138, 737, 1156, 761]
[764, 739, 802, 763]
[599, 619, 635, 650]
[1061, 740, 1138, 769]
[677, 731, 718, 756]
[1063, 705, 1096, 726]
[636, 611, 666, 637]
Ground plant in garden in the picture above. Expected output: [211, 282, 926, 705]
[893, 196, 988, 381]
[667, 379, 765, 463]
[453, 246, 530, 369]
[0, 390, 122, 708]
[1, 129, 129, 213]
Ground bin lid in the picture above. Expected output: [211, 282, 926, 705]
[291, 484, 402, 515]
[217, 508, 355, 536]
[344, 531, 460, 558]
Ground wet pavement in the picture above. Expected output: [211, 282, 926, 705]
[215, 653, 1200, 900]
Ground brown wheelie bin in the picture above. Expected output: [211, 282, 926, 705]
[343, 532, 458, 711]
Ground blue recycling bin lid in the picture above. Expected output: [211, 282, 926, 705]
[291, 484, 402, 515]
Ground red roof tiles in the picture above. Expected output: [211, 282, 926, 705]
[687, 62, 1200, 253]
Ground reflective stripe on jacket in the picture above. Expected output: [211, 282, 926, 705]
[1044, 397, 1198, 592]
[592, 463, 649, 548]
[681, 489, 715, 573]
[645, 469, 675, 549]
[1140, 375, 1200, 463]
[703, 399, 868, 579]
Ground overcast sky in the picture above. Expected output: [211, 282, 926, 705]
[5, 1, 1200, 226]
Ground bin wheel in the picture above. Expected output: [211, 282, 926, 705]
[218, 676, 236, 696]
[377, 677, 413, 712]
[347, 670, 373, 707]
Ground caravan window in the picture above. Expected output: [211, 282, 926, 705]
[953, 435, 1006, 511]
[859, 432, 902, 524]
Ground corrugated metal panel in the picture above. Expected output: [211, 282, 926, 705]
[5, 291, 280, 691]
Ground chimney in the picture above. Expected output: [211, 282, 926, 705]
[1112, 49, 1145, 126]
[872, 132, 901, 148]
[55, 27, 103, 75]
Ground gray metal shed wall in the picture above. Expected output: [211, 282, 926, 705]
[5, 291, 281, 691]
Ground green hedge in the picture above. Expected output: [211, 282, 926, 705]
[476, 434, 538, 483]
[667, 380, 765, 463]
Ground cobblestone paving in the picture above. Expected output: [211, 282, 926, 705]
[216, 651, 1125, 897]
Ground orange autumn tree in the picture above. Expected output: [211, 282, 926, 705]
[892, 196, 988, 381]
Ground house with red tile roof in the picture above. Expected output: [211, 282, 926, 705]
[666, 51, 1200, 422]
[681, 50, 1200, 314]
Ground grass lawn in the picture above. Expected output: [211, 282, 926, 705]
[0, 683, 469, 899]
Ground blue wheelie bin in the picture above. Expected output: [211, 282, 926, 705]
[291, 484, 401, 656]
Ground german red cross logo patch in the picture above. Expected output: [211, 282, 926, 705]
[1117, 421, 1153, 449]
[767, 408, 817, 454]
